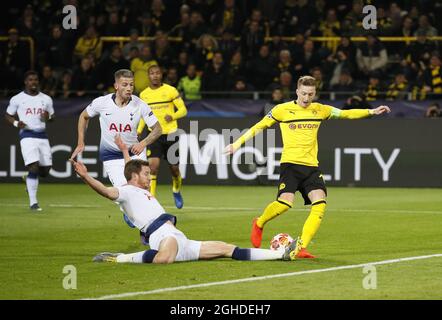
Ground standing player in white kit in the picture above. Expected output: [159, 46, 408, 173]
[5, 71, 55, 211]
[70, 69, 162, 226]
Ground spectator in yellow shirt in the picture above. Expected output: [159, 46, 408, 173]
[74, 25, 103, 62]
[130, 44, 158, 94]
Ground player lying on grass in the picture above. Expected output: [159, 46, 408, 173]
[225, 75, 391, 260]
[70, 135, 298, 264]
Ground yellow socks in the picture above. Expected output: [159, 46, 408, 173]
[256, 199, 292, 228]
[149, 174, 182, 196]
[300, 200, 326, 248]
[149, 175, 157, 196]
[172, 174, 182, 193]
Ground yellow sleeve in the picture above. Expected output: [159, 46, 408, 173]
[327, 106, 371, 120]
[269, 104, 284, 122]
[232, 114, 276, 150]
[171, 88, 187, 120]
[319, 104, 333, 120]
[74, 38, 84, 56]
[137, 118, 146, 135]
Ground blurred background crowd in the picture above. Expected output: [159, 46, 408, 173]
[0, 0, 441, 105]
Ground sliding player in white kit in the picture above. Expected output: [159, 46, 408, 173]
[70, 135, 295, 264]
[70, 69, 162, 226]
[5, 71, 54, 211]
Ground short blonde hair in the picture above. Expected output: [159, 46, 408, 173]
[297, 75, 316, 88]
[114, 69, 134, 80]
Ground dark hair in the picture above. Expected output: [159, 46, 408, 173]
[148, 64, 161, 74]
[114, 69, 134, 80]
[24, 70, 38, 80]
[272, 87, 282, 92]
[124, 159, 150, 181]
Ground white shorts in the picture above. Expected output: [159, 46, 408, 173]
[103, 152, 147, 187]
[20, 138, 52, 167]
[149, 223, 202, 262]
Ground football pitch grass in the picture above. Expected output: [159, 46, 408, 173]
[1, 183, 442, 300]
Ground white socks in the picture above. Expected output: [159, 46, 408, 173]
[26, 176, 39, 206]
[249, 248, 284, 261]
[116, 251, 144, 263]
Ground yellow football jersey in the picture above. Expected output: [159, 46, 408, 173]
[233, 101, 371, 167]
[137, 83, 187, 135]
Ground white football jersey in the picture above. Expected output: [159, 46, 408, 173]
[116, 184, 166, 231]
[86, 94, 158, 161]
[6, 91, 54, 139]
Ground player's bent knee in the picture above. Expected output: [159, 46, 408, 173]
[149, 158, 160, 173]
[155, 237, 178, 263]
[27, 163, 39, 174]
[308, 189, 327, 202]
[154, 252, 176, 264]
[278, 192, 295, 204]
[169, 165, 180, 176]
[38, 166, 51, 178]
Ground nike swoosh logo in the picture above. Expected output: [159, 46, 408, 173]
[105, 113, 112, 116]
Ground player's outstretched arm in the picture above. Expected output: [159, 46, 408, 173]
[114, 134, 131, 164]
[132, 121, 162, 155]
[70, 159, 119, 201]
[5, 113, 26, 128]
[73, 110, 91, 155]
[370, 105, 391, 115]
[224, 116, 276, 155]
[331, 105, 391, 120]
[71, 110, 90, 160]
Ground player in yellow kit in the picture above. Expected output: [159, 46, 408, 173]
[137, 65, 187, 208]
[225, 76, 391, 259]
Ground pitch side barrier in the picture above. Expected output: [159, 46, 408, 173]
[1, 117, 441, 187]
[0, 98, 436, 118]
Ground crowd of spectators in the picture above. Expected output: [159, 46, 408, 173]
[1, 0, 441, 102]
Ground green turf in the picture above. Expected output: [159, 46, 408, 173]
[0, 183, 441, 300]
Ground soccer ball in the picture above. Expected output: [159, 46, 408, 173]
[270, 233, 294, 252]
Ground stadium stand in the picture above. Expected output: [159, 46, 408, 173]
[1, 0, 441, 113]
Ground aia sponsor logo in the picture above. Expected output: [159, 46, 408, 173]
[109, 123, 132, 132]
[25, 107, 44, 116]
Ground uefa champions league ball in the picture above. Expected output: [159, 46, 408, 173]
[270, 233, 294, 252]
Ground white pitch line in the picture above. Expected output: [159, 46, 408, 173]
[0, 203, 101, 208]
[84, 253, 442, 300]
[48, 204, 101, 208]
